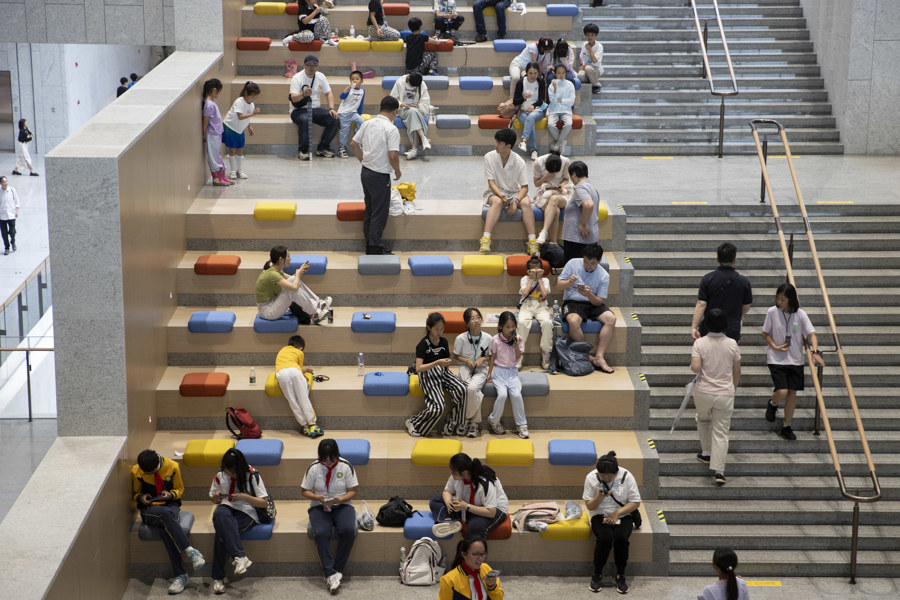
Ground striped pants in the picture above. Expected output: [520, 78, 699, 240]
[409, 366, 466, 436]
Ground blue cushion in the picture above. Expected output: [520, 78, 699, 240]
[137, 511, 194, 541]
[307, 513, 359, 539]
[481, 204, 522, 222]
[351, 311, 396, 333]
[394, 116, 406, 129]
[548, 439, 597, 466]
[546, 4, 579, 17]
[253, 313, 298, 333]
[358, 254, 402, 275]
[408, 255, 454, 276]
[483, 371, 550, 397]
[436, 114, 471, 129]
[334, 438, 371, 466]
[404, 509, 452, 540]
[459, 76, 493, 91]
[236, 438, 285, 466]
[241, 521, 274, 540]
[573, 77, 582, 91]
[382, 75, 400, 90]
[363, 371, 409, 396]
[399, 29, 428, 41]
[562, 319, 604, 334]
[533, 206, 566, 222]
[493, 39, 527, 52]
[188, 311, 236, 333]
[423, 75, 450, 90]
[285, 254, 328, 275]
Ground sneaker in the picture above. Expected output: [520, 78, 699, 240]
[765, 401, 777, 422]
[29, 172, 39, 176]
[526, 238, 539, 255]
[186, 547, 205, 570]
[779, 425, 797, 441]
[615, 575, 628, 594]
[592, 85, 602, 95]
[714, 472, 726, 485]
[590, 575, 602, 593]
[338, 146, 350, 158]
[536, 229, 548, 245]
[541, 351, 551, 370]
[517, 425, 530, 439]
[479, 236, 492, 254]
[466, 422, 479, 438]
[3, 249, 8, 255]
[530, 150, 538, 161]
[422, 136, 432, 150]
[11, 243, 16, 252]
[488, 419, 506, 435]
[432, 520, 463, 537]
[518, 139, 528, 153]
[405, 418, 422, 437]
[442, 421, 456, 436]
[456, 422, 469, 436]
[319, 296, 333, 311]
[11, 170, 21, 175]
[405, 148, 418, 160]
[168, 574, 189, 595]
[304, 424, 324, 438]
[298, 150, 310, 161]
[475, 32, 488, 43]
[316, 148, 335, 158]
[236, 171, 248, 179]
[696, 452, 710, 464]
[212, 580, 226, 595]
[228, 170, 237, 180]
[233, 555, 252, 575]
[212, 178, 231, 187]
[325, 38, 338, 46]
[325, 573, 340, 594]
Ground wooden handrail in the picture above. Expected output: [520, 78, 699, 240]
[1, 256, 50, 312]
[0, 347, 55, 352]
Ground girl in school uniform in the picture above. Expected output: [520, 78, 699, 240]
[438, 538, 504, 599]
[430, 453, 509, 540]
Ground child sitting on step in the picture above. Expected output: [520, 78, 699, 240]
[452, 307, 492, 437]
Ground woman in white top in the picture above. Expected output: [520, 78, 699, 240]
[301, 439, 359, 594]
[0, 176, 20, 255]
[430, 453, 509, 540]
[508, 37, 554, 100]
[208, 448, 271, 594]
[698, 547, 750, 600]
[513, 62, 548, 161]
[546, 63, 576, 154]
[583, 451, 641, 594]
[691, 308, 741, 485]
[389, 72, 432, 160]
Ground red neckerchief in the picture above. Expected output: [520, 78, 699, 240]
[227, 476, 236, 501]
[320, 460, 337, 493]
[460, 562, 485, 600]
[464, 480, 476, 505]
[154, 471, 165, 496]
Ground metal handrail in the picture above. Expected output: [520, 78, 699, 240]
[689, 0, 739, 158]
[749, 119, 882, 584]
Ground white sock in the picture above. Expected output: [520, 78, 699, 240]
[235, 156, 243, 172]
[482, 232, 491, 239]
[528, 234, 536, 240]
[228, 156, 236, 171]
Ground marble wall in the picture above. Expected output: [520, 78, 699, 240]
[801, 0, 900, 154]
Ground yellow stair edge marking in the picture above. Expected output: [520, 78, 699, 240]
[818, 201, 854, 204]
[746, 581, 782, 587]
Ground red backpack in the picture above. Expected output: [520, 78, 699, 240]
[226, 407, 262, 439]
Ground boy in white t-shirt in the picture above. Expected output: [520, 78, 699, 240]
[480, 128, 538, 255]
[517, 255, 554, 369]
[337, 70, 366, 159]
[578, 23, 604, 95]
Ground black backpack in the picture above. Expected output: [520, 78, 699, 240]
[540, 242, 566, 270]
[376, 496, 414, 527]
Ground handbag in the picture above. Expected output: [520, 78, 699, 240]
[602, 472, 642, 529]
[376, 495, 414, 526]
[250, 471, 276, 524]
[497, 99, 517, 119]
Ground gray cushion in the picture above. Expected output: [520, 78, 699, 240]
[423, 75, 450, 90]
[136, 510, 194, 541]
[502, 76, 511, 90]
[436, 114, 471, 129]
[358, 255, 401, 275]
[482, 371, 550, 397]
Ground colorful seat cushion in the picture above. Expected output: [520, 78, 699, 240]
[408, 255, 454, 276]
[431, 310, 465, 334]
[266, 371, 311, 396]
[383, 3, 410, 15]
[478, 114, 512, 129]
[254, 201, 296, 220]
[363, 372, 409, 396]
[462, 514, 512, 540]
[568, 114, 584, 130]
[532, 206, 565, 222]
[372, 40, 405, 52]
[358, 255, 402, 275]
[338, 39, 372, 51]
[242, 521, 275, 540]
[483, 371, 549, 397]
[546, 4, 579, 17]
[179, 372, 230, 397]
[562, 320, 604, 334]
[513, 117, 547, 130]
[409, 374, 425, 396]
[425, 39, 454, 52]
[548, 439, 598, 466]
[194, 255, 241, 275]
[482, 6, 506, 17]
[183, 439, 236, 466]
[187, 311, 236, 333]
[285, 2, 300, 15]
[481, 204, 522, 222]
[237, 37, 272, 51]
[254, 2, 286, 15]
[394, 116, 406, 129]
[333, 438, 371, 466]
[351, 311, 396, 333]
[493, 39, 526, 52]
[598, 202, 608, 221]
[423, 75, 450, 89]
[404, 509, 451, 540]
[541, 511, 591, 540]
[572, 77, 582, 91]
[506, 255, 549, 277]
[459, 76, 493, 91]
[461, 254, 504, 276]
[436, 114, 470, 129]
[381, 75, 400, 90]
[337, 201, 366, 221]
[411, 439, 463, 466]
[288, 39, 324, 51]
[254, 313, 299, 333]
[284, 254, 328, 275]
[486, 439, 534, 466]
[137, 511, 194, 541]
[236, 438, 285, 466]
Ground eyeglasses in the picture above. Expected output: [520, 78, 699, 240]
[468, 552, 487, 558]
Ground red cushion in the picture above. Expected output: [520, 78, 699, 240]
[425, 39, 454, 52]
[478, 114, 511, 129]
[237, 37, 272, 51]
[337, 202, 366, 221]
[506, 255, 549, 277]
[462, 514, 512, 540]
[383, 3, 410, 15]
[288, 39, 323, 51]
[179, 373, 231, 397]
[194, 255, 242, 275]
[567, 115, 583, 130]
[286, 2, 299, 15]
[430, 310, 466, 334]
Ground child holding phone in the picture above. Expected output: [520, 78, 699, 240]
[486, 311, 529, 438]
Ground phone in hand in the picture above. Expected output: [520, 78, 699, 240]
[145, 495, 165, 504]
[487, 569, 501, 578]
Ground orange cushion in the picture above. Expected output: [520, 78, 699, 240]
[194, 255, 242, 275]
[567, 115, 583, 130]
[237, 37, 272, 51]
[425, 39, 454, 52]
[286, 2, 299, 15]
[478, 114, 512, 129]
[179, 373, 230, 397]
[383, 3, 410, 15]
[337, 202, 366, 221]
[506, 255, 549, 277]
[288, 39, 323, 51]
[462, 514, 512, 540]
[430, 310, 466, 334]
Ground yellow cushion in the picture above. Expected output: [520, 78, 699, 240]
[266, 371, 313, 396]
[513, 117, 548, 130]
[253, 2, 287, 14]
[598, 202, 608, 221]
[461, 254, 504, 276]
[409, 374, 425, 396]
[486, 439, 534, 466]
[362, 113, 373, 121]
[482, 6, 502, 16]
[339, 39, 372, 52]
[183, 439, 236, 467]
[411, 439, 463, 466]
[371, 40, 405, 52]
[254, 201, 297, 220]
[541, 511, 591, 540]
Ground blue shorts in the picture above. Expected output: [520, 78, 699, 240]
[222, 125, 245, 149]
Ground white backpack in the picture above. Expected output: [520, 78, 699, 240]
[400, 537, 445, 585]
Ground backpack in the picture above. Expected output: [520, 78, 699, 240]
[550, 338, 594, 376]
[512, 501, 560, 534]
[540, 241, 566, 270]
[376, 496, 414, 527]
[400, 537, 445, 585]
[249, 470, 276, 523]
[226, 407, 262, 439]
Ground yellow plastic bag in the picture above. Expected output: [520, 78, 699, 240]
[392, 182, 416, 202]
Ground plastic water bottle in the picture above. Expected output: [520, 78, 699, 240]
[249, 366, 256, 385]
[552, 300, 561, 323]
[358, 352, 365, 376]
[350, 24, 355, 38]
[441, 553, 447, 567]
[399, 546, 407, 567]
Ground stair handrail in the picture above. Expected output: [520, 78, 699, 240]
[689, 0, 739, 158]
[749, 119, 882, 584]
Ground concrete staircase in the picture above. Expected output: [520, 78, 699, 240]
[626, 203, 900, 576]
[583, 0, 843, 155]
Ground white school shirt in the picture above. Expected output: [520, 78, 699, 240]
[352, 114, 401, 174]
[579, 41, 604, 71]
[520, 78, 539, 109]
[444, 475, 509, 514]
[582, 467, 641, 519]
[209, 469, 269, 523]
[0, 187, 20, 220]
[453, 331, 492, 375]
[762, 306, 815, 366]
[301, 458, 359, 507]
[483, 150, 528, 197]
[224, 97, 255, 133]
[289, 71, 331, 111]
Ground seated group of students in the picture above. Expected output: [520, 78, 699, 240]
[133, 442, 643, 596]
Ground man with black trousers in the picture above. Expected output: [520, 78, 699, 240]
[350, 96, 401, 255]
[691, 242, 753, 342]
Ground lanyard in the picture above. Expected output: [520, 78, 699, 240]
[781, 311, 793, 334]
[467, 332, 483, 361]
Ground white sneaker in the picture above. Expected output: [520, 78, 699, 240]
[212, 580, 226, 595]
[466, 422, 479, 438]
[422, 136, 432, 150]
[186, 547, 205, 570]
[233, 555, 252, 575]
[518, 139, 528, 152]
[168, 574, 188, 595]
[530, 150, 538, 161]
[405, 148, 418, 160]
[405, 418, 422, 437]
[432, 520, 463, 538]
[518, 424, 530, 439]
[228, 170, 237, 180]
[319, 296, 333, 311]
[236, 171, 248, 179]
[326, 573, 341, 594]
[536, 229, 548, 245]
[489, 419, 506, 435]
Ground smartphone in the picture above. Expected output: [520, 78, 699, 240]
[487, 569, 501, 578]
[145, 495, 165, 503]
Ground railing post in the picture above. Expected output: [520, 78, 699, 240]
[26, 349, 33, 423]
[701, 21, 709, 78]
[813, 363, 822, 435]
[717, 96, 725, 158]
[788, 233, 794, 269]
[759, 138, 768, 203]
[849, 501, 860, 584]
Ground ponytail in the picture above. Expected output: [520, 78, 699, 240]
[265, 245, 289, 270]
[712, 547, 739, 600]
[449, 453, 497, 484]
[240, 80, 261, 98]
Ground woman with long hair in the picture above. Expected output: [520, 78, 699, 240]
[698, 547, 749, 600]
[438, 537, 504, 599]
[255, 245, 331, 324]
[430, 452, 509, 539]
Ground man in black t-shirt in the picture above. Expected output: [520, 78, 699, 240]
[691, 242, 752, 342]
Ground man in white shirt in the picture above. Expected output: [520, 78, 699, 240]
[289, 55, 340, 160]
[350, 96, 402, 255]
[0, 176, 19, 255]
[480, 128, 538, 255]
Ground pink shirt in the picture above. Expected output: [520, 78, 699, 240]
[489, 332, 523, 368]
[691, 333, 741, 396]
